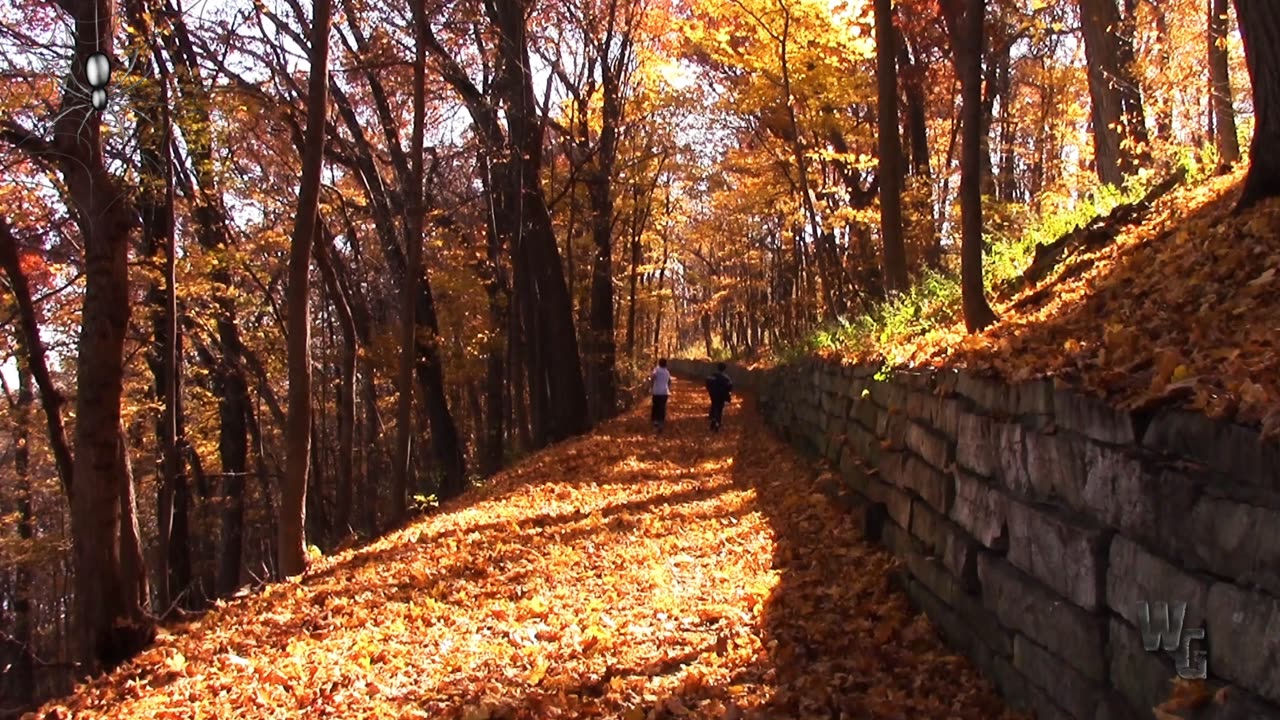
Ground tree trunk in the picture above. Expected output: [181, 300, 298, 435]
[361, 368, 382, 535]
[28, 0, 157, 669]
[585, 140, 619, 420]
[482, 309, 505, 475]
[1211, 0, 1242, 167]
[493, 0, 591, 444]
[623, 154, 666, 361]
[245, 401, 279, 578]
[994, 42, 1019, 202]
[151, 3, 252, 598]
[583, 16, 631, 423]
[72, 298, 154, 668]
[306, 414, 327, 545]
[566, 202, 577, 306]
[701, 310, 713, 357]
[332, 2, 468, 503]
[215, 359, 249, 594]
[480, 217, 508, 477]
[778, 7, 841, 319]
[625, 228, 642, 359]
[518, 276, 549, 447]
[115, 419, 148, 622]
[1153, 2, 1175, 140]
[898, 36, 941, 269]
[393, 1, 429, 523]
[509, 301, 531, 454]
[1234, 0, 1280, 208]
[0, 219, 74, 494]
[1115, 0, 1151, 161]
[183, 321, 255, 592]
[315, 234, 357, 535]
[412, 276, 468, 499]
[328, 80, 467, 510]
[135, 42, 189, 612]
[280, 0, 332, 576]
[1080, 0, 1128, 185]
[945, 0, 998, 332]
[1080, 0, 1148, 185]
[652, 225, 670, 356]
[586, 207, 618, 422]
[464, 379, 483, 456]
[10, 362, 35, 704]
[979, 21, 1011, 198]
[875, 0, 909, 292]
[899, 40, 931, 177]
[422, 6, 584, 448]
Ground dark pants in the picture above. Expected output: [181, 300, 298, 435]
[709, 400, 726, 427]
[651, 394, 669, 424]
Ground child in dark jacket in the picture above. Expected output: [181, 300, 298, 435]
[705, 362, 733, 431]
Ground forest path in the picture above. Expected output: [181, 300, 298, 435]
[46, 389, 1021, 719]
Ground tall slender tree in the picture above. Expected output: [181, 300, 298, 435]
[1210, 0, 1241, 167]
[152, 0, 254, 596]
[280, 0, 334, 576]
[943, 0, 998, 332]
[491, 0, 592, 445]
[0, 0, 156, 669]
[127, 0, 190, 609]
[1079, 0, 1149, 185]
[874, 0, 908, 292]
[1233, 0, 1280, 208]
[391, 0, 429, 524]
[6, 353, 34, 705]
[0, 219, 73, 495]
[581, 0, 635, 423]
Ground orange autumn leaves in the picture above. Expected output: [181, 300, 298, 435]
[835, 169, 1280, 438]
[39, 395, 1020, 719]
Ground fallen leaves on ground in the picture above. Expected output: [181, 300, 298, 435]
[41, 394, 1024, 719]
[836, 168, 1280, 437]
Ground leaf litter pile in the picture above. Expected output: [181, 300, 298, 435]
[838, 169, 1280, 438]
[42, 393, 1022, 719]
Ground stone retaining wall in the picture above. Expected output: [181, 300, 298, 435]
[670, 357, 1280, 720]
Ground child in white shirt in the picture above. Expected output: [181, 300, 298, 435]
[650, 359, 672, 434]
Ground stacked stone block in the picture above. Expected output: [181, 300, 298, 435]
[668, 357, 1280, 720]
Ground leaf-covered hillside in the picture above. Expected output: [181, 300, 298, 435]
[37, 394, 1023, 720]
[827, 169, 1280, 438]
